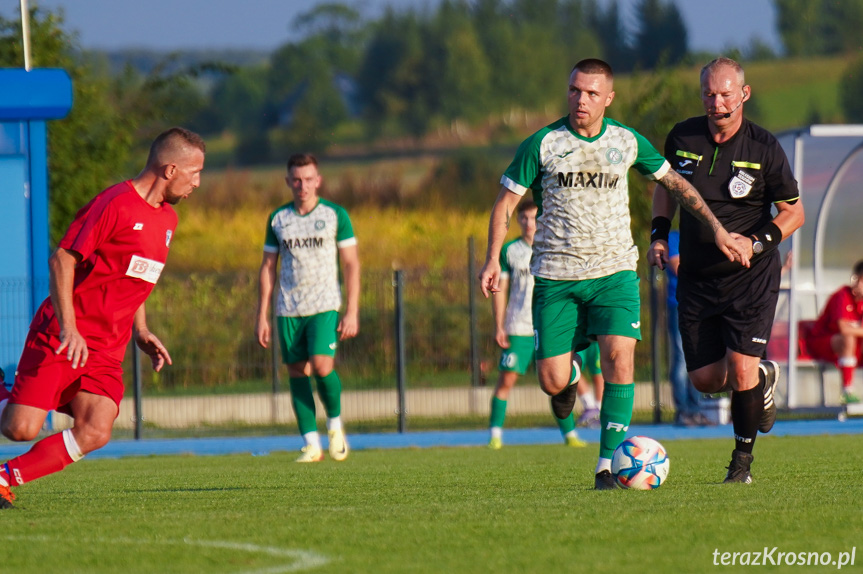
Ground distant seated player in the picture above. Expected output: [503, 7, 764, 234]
[804, 260, 863, 404]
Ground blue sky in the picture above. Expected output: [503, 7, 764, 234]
[4, 0, 781, 54]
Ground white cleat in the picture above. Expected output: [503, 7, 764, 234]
[328, 429, 349, 462]
[295, 445, 324, 463]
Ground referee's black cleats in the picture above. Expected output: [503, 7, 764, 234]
[759, 360, 780, 433]
[723, 450, 754, 484]
[594, 470, 618, 490]
[551, 383, 578, 420]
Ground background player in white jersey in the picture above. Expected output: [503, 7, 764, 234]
[256, 153, 360, 463]
[479, 58, 746, 490]
[488, 200, 586, 449]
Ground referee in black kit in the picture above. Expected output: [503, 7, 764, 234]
[648, 57, 805, 484]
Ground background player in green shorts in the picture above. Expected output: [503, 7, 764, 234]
[488, 200, 586, 449]
[256, 153, 360, 463]
[479, 58, 746, 490]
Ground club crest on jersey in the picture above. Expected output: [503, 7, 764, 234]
[606, 147, 623, 164]
[728, 169, 755, 198]
[315, 220, 326, 230]
[166, 230, 173, 247]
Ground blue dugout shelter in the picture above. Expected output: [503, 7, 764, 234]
[0, 68, 72, 380]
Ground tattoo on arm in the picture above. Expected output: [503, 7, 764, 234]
[505, 207, 511, 230]
[659, 171, 721, 232]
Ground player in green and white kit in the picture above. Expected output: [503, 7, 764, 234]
[488, 200, 586, 449]
[256, 153, 360, 463]
[479, 59, 746, 489]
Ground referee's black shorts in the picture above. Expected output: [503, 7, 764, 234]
[676, 254, 781, 371]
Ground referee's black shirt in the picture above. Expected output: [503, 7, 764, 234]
[664, 116, 799, 278]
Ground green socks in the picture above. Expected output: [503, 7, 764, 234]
[490, 396, 507, 429]
[555, 412, 576, 435]
[315, 371, 343, 418]
[289, 376, 317, 435]
[599, 382, 634, 459]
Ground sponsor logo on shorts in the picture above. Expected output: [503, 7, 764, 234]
[751, 337, 767, 344]
[329, 342, 337, 350]
[631, 321, 640, 329]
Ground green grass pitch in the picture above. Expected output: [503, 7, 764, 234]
[1, 434, 860, 573]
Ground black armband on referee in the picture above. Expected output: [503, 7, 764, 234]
[750, 221, 782, 257]
[650, 217, 672, 244]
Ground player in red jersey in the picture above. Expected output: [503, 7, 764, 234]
[0, 127, 205, 508]
[804, 260, 863, 404]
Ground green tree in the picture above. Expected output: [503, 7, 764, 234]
[840, 56, 863, 122]
[266, 5, 363, 155]
[357, 10, 432, 136]
[775, 0, 863, 56]
[587, 0, 635, 72]
[633, 0, 688, 70]
[430, 0, 491, 123]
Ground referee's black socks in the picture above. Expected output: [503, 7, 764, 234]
[731, 378, 765, 454]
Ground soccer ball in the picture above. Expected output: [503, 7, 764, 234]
[611, 436, 670, 490]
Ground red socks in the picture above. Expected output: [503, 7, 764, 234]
[1, 432, 76, 486]
[840, 365, 855, 389]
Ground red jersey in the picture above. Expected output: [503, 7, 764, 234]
[811, 285, 863, 338]
[30, 181, 177, 361]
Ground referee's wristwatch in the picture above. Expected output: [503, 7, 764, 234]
[750, 235, 764, 255]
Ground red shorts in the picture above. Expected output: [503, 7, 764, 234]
[12, 330, 124, 417]
[805, 333, 863, 363]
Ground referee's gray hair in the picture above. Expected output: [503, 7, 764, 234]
[700, 57, 745, 86]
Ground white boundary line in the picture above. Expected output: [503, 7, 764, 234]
[1, 535, 331, 573]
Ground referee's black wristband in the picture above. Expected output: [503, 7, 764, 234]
[650, 217, 672, 244]
[751, 221, 782, 255]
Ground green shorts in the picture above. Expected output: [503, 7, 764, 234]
[276, 311, 339, 364]
[498, 335, 535, 375]
[532, 270, 641, 360]
[577, 339, 602, 378]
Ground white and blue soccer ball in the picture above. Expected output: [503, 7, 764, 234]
[611, 436, 670, 490]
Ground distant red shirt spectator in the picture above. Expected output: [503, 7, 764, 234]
[805, 260, 863, 404]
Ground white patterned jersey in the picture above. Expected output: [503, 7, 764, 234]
[500, 238, 534, 336]
[501, 117, 670, 280]
[263, 199, 356, 317]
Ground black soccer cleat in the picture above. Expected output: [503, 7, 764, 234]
[594, 470, 618, 490]
[551, 383, 578, 420]
[723, 449, 754, 484]
[759, 360, 780, 433]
